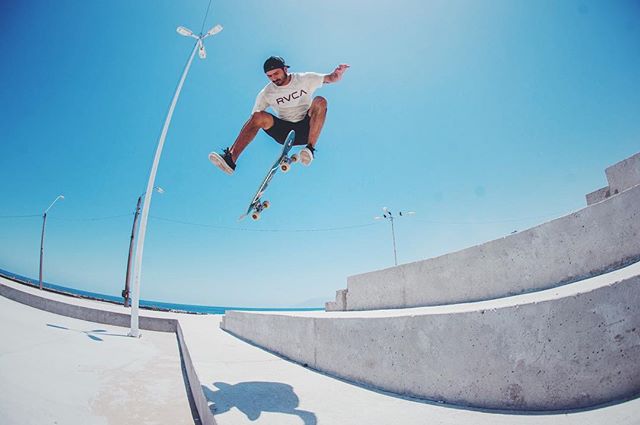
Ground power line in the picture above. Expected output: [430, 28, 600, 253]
[0, 214, 41, 219]
[410, 210, 571, 225]
[149, 215, 381, 233]
[199, 0, 214, 35]
[0, 210, 574, 229]
[48, 213, 134, 222]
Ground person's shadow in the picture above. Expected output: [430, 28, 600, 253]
[46, 324, 128, 341]
[202, 381, 317, 424]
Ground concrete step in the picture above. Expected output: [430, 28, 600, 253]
[222, 261, 640, 411]
[330, 181, 640, 312]
[587, 151, 640, 205]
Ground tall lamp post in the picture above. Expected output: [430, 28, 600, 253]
[39, 195, 65, 290]
[128, 23, 223, 338]
[375, 207, 415, 266]
[123, 187, 164, 307]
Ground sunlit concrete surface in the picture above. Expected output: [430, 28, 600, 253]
[0, 295, 195, 425]
[2, 276, 639, 424]
[183, 314, 640, 425]
[222, 261, 640, 410]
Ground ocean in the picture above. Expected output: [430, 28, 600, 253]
[0, 268, 324, 315]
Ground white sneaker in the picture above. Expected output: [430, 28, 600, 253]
[208, 148, 236, 175]
[300, 144, 315, 166]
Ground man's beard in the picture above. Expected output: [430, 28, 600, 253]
[273, 73, 289, 86]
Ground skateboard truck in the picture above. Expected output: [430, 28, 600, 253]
[250, 200, 270, 221]
[280, 153, 299, 173]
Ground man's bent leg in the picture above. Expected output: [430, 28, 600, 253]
[229, 112, 274, 162]
[307, 96, 328, 148]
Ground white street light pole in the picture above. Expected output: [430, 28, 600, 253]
[39, 195, 64, 290]
[375, 207, 415, 266]
[128, 24, 222, 338]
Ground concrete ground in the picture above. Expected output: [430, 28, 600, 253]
[0, 295, 195, 425]
[183, 314, 640, 425]
[1, 279, 639, 424]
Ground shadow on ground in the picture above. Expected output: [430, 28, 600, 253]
[46, 324, 128, 341]
[203, 381, 317, 424]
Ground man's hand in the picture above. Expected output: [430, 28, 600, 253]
[324, 64, 350, 84]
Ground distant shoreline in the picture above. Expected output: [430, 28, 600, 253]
[0, 268, 323, 315]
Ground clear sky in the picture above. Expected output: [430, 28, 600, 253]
[1, 0, 639, 307]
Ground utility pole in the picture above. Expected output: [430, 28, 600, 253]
[39, 195, 64, 289]
[123, 188, 163, 307]
[375, 207, 415, 266]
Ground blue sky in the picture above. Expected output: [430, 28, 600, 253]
[1, 0, 639, 307]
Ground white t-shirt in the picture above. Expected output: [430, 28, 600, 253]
[252, 72, 324, 123]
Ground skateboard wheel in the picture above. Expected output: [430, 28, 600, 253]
[262, 200, 270, 209]
[291, 154, 299, 163]
[281, 163, 290, 173]
[251, 212, 261, 221]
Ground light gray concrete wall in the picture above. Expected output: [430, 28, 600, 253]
[325, 289, 347, 312]
[586, 186, 610, 205]
[339, 183, 640, 311]
[224, 311, 317, 367]
[0, 282, 176, 332]
[222, 270, 640, 411]
[586, 152, 640, 205]
[606, 152, 640, 196]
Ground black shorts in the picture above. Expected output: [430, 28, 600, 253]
[264, 113, 310, 146]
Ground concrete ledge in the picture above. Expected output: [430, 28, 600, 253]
[222, 263, 640, 411]
[338, 183, 640, 311]
[176, 323, 216, 425]
[586, 152, 640, 205]
[0, 281, 176, 332]
[606, 152, 640, 196]
[0, 278, 217, 425]
[586, 186, 610, 206]
[325, 289, 347, 311]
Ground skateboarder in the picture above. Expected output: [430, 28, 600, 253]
[210, 56, 350, 175]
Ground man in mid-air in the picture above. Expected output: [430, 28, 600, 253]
[209, 56, 350, 175]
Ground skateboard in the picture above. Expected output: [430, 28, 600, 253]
[240, 130, 299, 221]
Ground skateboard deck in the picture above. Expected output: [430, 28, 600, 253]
[240, 130, 298, 221]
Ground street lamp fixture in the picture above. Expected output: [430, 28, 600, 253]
[176, 26, 195, 37]
[39, 195, 65, 290]
[176, 24, 224, 59]
[374, 207, 415, 266]
[128, 21, 223, 338]
[205, 24, 223, 37]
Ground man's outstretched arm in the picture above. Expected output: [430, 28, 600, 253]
[323, 64, 350, 84]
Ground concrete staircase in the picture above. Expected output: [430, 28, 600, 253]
[221, 152, 640, 411]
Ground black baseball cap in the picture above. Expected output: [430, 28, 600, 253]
[263, 56, 289, 73]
